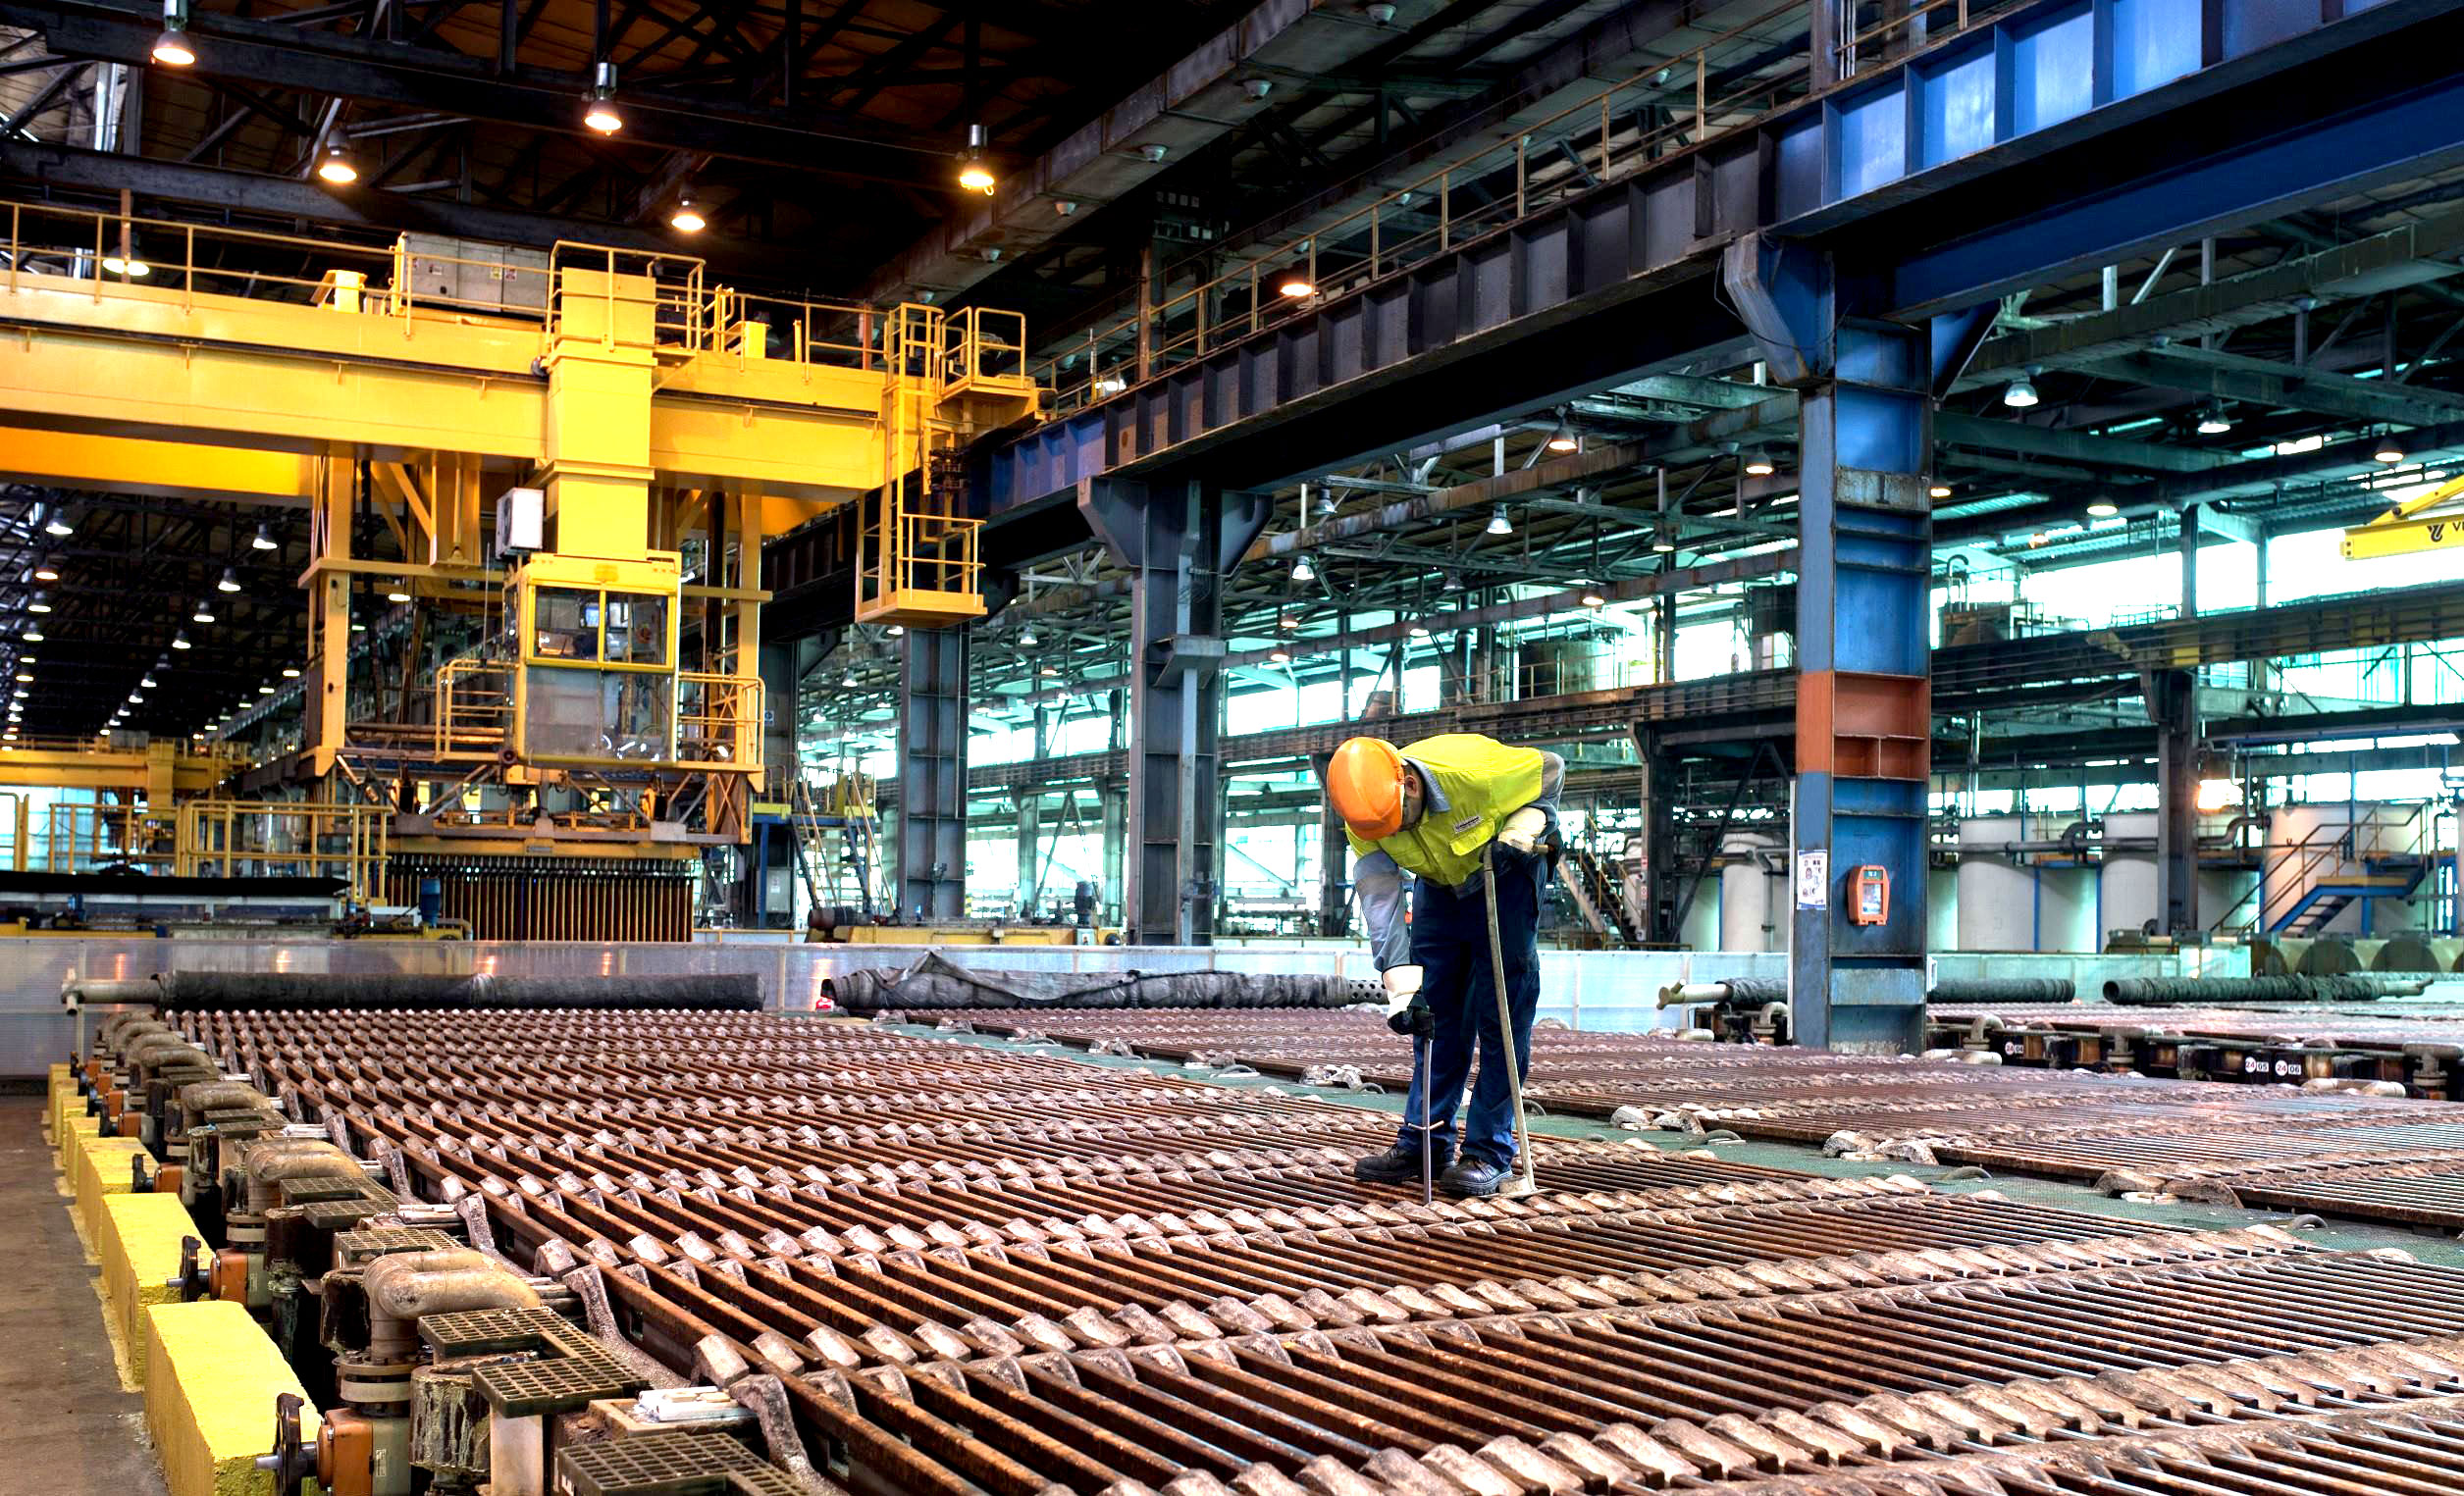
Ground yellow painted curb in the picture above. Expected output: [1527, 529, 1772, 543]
[100, 1192, 198, 1389]
[57, 1108, 100, 1178]
[74, 1132, 152, 1233]
[144, 1300, 315, 1496]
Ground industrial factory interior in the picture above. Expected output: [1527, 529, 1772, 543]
[32, 0, 2464, 1495]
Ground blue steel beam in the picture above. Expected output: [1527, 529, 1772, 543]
[1725, 233, 1935, 1054]
[975, 0, 2464, 553]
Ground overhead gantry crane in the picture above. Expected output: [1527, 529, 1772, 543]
[0, 201, 1039, 937]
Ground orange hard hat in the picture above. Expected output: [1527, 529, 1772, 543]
[1326, 737, 1409, 839]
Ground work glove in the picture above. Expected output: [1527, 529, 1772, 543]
[1381, 965, 1433, 1037]
[1496, 806, 1552, 855]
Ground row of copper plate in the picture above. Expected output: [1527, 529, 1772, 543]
[146, 1006, 2464, 1496]
[892, 1006, 2464, 1232]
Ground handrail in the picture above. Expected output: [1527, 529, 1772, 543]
[1027, 0, 2031, 413]
[2, 195, 889, 375]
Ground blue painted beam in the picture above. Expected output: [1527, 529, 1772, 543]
[973, 0, 2464, 532]
[1887, 59, 2464, 312]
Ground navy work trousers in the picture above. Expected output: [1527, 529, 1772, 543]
[1394, 842, 1545, 1168]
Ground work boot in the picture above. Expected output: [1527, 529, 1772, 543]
[1439, 1156, 1510, 1198]
[1353, 1141, 1447, 1184]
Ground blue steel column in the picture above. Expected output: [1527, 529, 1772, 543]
[896, 628, 970, 921]
[1078, 476, 1273, 944]
[1725, 236, 1938, 1053]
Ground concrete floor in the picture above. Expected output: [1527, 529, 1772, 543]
[4, 1095, 170, 1496]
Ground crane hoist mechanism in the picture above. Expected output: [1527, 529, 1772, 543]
[2341, 471, 2464, 558]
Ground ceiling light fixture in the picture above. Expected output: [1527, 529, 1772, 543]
[583, 61, 624, 133]
[1269, 646, 1291, 663]
[2375, 433, 2407, 464]
[957, 123, 996, 194]
[151, 0, 194, 65]
[1018, 623, 1038, 645]
[18, 626, 39, 644]
[216, 566, 241, 593]
[2196, 406, 2233, 436]
[140, 673, 157, 689]
[250, 522, 277, 551]
[43, 511, 72, 538]
[1743, 450, 1776, 477]
[101, 253, 149, 278]
[1487, 504, 1512, 536]
[1290, 555, 1315, 584]
[841, 670, 858, 688]
[1927, 484, 1953, 499]
[192, 600, 216, 623]
[1546, 431, 1580, 453]
[2002, 377, 2040, 408]
[1407, 623, 1431, 640]
[1278, 276, 1315, 298]
[1278, 611, 1300, 630]
[257, 684, 275, 695]
[668, 191, 706, 233]
[1580, 590, 1606, 607]
[30, 562, 57, 582]
[2086, 499, 2121, 518]
[282, 666, 300, 679]
[317, 132, 359, 184]
[1651, 537, 1676, 553]
[171, 631, 190, 649]
[386, 580, 412, 603]
[26, 593, 49, 614]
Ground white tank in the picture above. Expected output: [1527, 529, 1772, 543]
[2200, 868, 2259, 934]
[1926, 864, 1958, 953]
[1680, 877, 1721, 951]
[1718, 832, 1782, 953]
[1958, 816, 2097, 952]
[2100, 810, 2160, 940]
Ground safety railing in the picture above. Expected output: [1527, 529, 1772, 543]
[1, 196, 899, 376]
[941, 306, 1032, 396]
[676, 673, 763, 772]
[176, 800, 389, 903]
[432, 658, 514, 758]
[2218, 803, 2433, 935]
[1028, 0, 2033, 412]
[37, 801, 169, 874]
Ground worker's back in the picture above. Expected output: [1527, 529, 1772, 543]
[1344, 733, 1546, 886]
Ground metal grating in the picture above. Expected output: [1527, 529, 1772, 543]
[556, 1431, 769, 1496]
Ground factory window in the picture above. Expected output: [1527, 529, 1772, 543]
[534, 588, 601, 660]
[604, 593, 669, 665]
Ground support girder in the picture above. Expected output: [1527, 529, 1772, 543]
[978, 0, 2464, 536]
[0, 0, 937, 181]
[0, 272, 890, 498]
[2082, 345, 2464, 430]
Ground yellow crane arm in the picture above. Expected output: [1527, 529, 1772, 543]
[2342, 473, 2464, 558]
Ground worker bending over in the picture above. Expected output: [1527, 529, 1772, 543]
[1326, 732, 1562, 1197]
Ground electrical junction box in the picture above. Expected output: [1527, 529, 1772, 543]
[495, 488, 545, 557]
[400, 233, 550, 313]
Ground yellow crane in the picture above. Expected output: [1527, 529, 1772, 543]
[2342, 473, 2464, 558]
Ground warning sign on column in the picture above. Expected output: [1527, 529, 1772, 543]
[1795, 850, 1828, 909]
